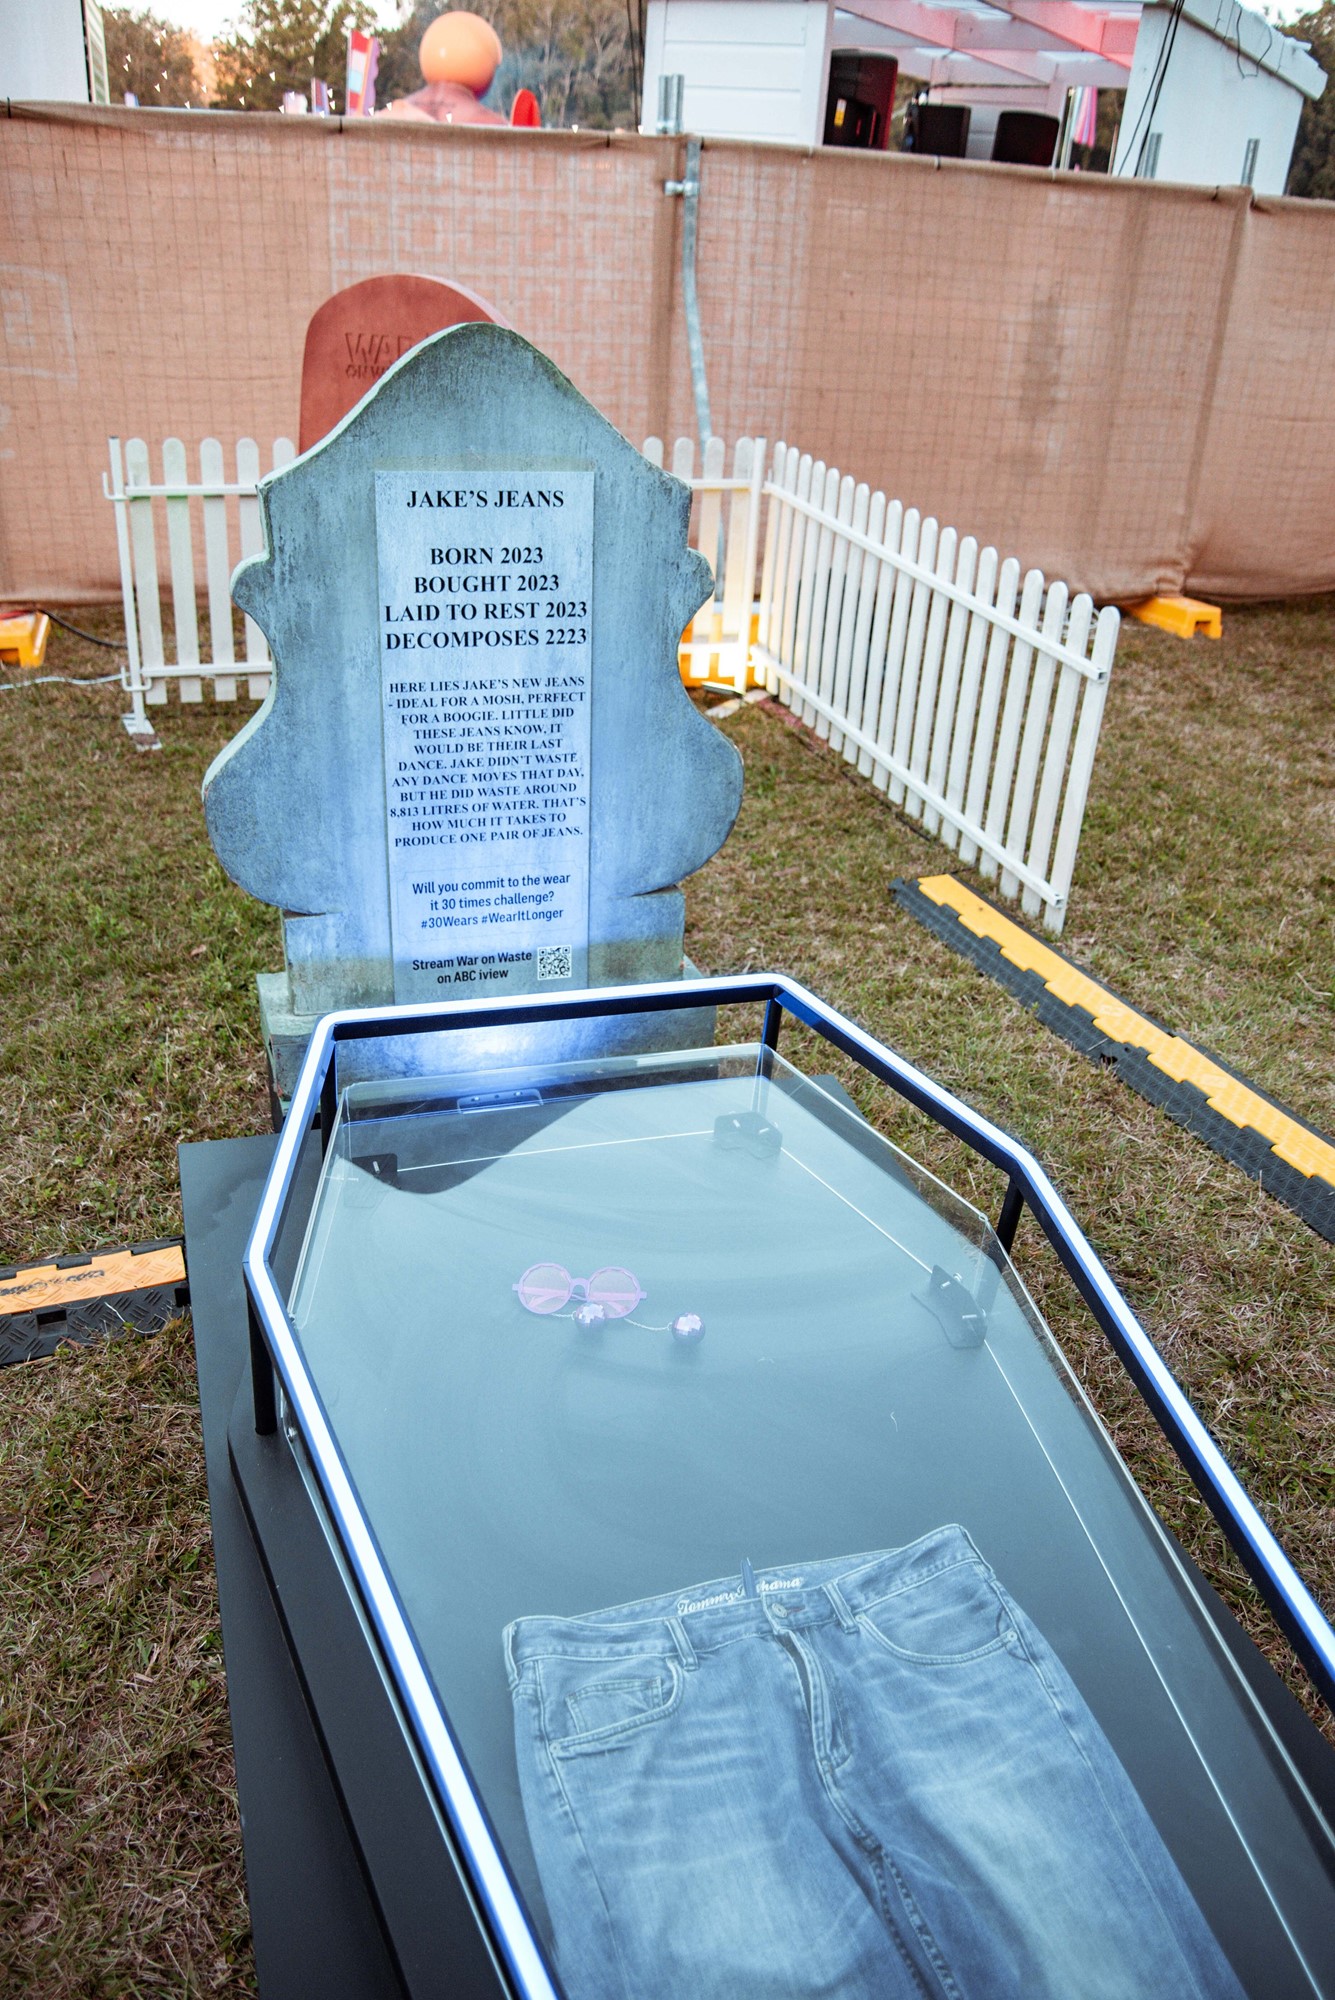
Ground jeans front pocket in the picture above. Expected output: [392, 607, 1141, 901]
[547, 1655, 683, 1756]
[858, 1557, 1013, 1666]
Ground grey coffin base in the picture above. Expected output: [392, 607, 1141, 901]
[180, 1135, 405, 2000]
[257, 966, 717, 1100]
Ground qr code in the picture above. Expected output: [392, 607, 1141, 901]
[536, 944, 573, 982]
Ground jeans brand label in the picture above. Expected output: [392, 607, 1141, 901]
[677, 1578, 805, 1616]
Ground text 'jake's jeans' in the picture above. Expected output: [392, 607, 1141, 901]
[505, 1526, 1245, 2000]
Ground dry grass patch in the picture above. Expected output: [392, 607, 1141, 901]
[0, 1318, 251, 1995]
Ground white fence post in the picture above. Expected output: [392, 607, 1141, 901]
[106, 437, 151, 738]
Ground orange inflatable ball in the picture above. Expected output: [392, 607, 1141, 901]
[419, 12, 503, 95]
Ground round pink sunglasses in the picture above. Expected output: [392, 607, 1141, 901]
[513, 1262, 704, 1344]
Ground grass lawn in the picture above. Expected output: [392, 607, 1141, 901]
[2, 600, 1332, 1994]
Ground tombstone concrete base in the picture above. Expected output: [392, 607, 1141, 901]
[257, 967, 717, 1103]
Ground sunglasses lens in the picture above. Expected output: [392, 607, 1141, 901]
[586, 1267, 643, 1319]
[515, 1263, 573, 1315]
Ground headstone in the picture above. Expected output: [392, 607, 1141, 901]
[298, 274, 505, 453]
[203, 323, 743, 1093]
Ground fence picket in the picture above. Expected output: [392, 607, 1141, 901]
[856, 497, 902, 780]
[923, 536, 977, 836]
[1001, 581, 1068, 900]
[980, 568, 1046, 879]
[719, 438, 753, 674]
[829, 482, 870, 757]
[870, 507, 919, 792]
[842, 487, 884, 770]
[1022, 593, 1093, 919]
[778, 455, 815, 701]
[1046, 607, 1119, 926]
[696, 433, 725, 571]
[796, 465, 837, 727]
[724, 437, 764, 692]
[642, 436, 664, 468]
[814, 475, 856, 741]
[959, 556, 1021, 866]
[943, 545, 999, 852]
[766, 447, 801, 694]
[159, 438, 203, 702]
[197, 437, 236, 700]
[690, 435, 727, 677]
[235, 439, 270, 699]
[889, 516, 940, 806]
[904, 525, 958, 818]
[757, 440, 786, 675]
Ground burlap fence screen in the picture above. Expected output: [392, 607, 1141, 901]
[4, 102, 1335, 605]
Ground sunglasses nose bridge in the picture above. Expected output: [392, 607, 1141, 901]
[568, 1275, 592, 1303]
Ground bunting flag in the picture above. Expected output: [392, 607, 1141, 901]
[346, 30, 380, 117]
[1072, 86, 1098, 151]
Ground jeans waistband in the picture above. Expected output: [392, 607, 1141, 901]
[505, 1525, 987, 1678]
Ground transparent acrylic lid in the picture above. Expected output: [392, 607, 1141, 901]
[282, 1042, 1335, 1999]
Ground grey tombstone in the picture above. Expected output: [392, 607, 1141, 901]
[202, 324, 743, 1094]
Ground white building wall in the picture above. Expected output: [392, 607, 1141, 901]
[641, 0, 833, 144]
[1113, 0, 1323, 193]
[0, 0, 92, 102]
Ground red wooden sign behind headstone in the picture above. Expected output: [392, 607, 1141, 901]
[298, 273, 507, 452]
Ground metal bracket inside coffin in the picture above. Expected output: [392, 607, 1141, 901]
[917, 1264, 988, 1348]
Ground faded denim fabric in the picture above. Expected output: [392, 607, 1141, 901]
[505, 1526, 1246, 2000]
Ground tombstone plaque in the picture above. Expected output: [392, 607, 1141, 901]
[202, 324, 743, 1094]
[375, 467, 594, 1002]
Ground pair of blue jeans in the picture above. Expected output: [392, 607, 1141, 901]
[505, 1526, 1245, 1999]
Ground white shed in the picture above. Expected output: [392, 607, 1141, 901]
[0, 0, 108, 105]
[1111, 0, 1325, 193]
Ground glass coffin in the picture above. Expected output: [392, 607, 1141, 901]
[249, 993, 1335, 2000]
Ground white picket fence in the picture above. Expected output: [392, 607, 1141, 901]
[103, 431, 1116, 929]
[755, 445, 1118, 932]
[104, 432, 758, 731]
[104, 436, 295, 733]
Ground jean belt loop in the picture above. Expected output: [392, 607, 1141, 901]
[667, 1615, 698, 1670]
[824, 1578, 858, 1633]
[502, 1622, 523, 1690]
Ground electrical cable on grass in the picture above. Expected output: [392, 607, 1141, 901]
[37, 609, 125, 648]
[1, 672, 122, 691]
[0, 605, 128, 687]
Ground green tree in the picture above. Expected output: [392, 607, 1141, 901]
[213, 0, 378, 111]
[1286, 2, 1335, 198]
[103, 7, 201, 105]
[377, 0, 638, 129]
